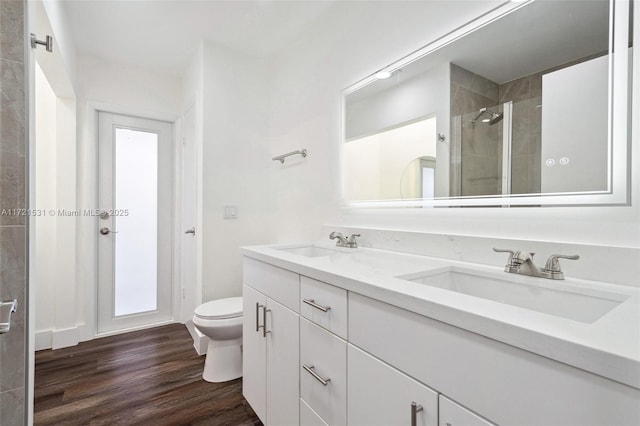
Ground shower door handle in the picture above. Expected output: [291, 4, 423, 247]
[0, 299, 17, 334]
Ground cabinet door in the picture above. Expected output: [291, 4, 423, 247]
[266, 297, 300, 426]
[348, 344, 438, 426]
[439, 396, 496, 426]
[242, 284, 267, 423]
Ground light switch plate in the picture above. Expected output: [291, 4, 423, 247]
[223, 205, 238, 219]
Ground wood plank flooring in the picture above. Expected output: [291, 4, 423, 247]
[34, 324, 262, 426]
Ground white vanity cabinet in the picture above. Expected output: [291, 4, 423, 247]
[242, 258, 300, 426]
[348, 344, 438, 426]
[241, 253, 640, 426]
[348, 292, 640, 426]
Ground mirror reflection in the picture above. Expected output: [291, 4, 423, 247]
[343, 0, 623, 203]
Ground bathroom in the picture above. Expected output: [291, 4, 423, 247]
[0, 0, 638, 424]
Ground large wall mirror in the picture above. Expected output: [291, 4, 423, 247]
[342, 0, 633, 207]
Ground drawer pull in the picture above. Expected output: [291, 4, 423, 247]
[303, 298, 331, 312]
[411, 402, 424, 426]
[302, 364, 331, 386]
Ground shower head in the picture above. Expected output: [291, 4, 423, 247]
[471, 108, 503, 125]
[487, 112, 503, 125]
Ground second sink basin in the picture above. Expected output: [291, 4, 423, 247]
[397, 266, 629, 323]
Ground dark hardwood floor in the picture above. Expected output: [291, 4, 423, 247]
[34, 323, 262, 426]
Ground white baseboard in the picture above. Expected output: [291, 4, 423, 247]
[35, 330, 52, 351]
[52, 327, 80, 350]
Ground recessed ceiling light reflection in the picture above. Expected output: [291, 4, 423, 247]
[375, 70, 392, 80]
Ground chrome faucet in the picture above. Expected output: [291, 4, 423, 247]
[493, 248, 579, 280]
[329, 232, 360, 248]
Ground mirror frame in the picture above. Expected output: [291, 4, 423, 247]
[340, 0, 633, 208]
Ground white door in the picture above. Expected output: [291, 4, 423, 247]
[97, 112, 173, 334]
[180, 106, 197, 321]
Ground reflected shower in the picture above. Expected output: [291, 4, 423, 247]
[471, 107, 504, 125]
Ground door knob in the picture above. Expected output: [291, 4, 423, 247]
[99, 227, 118, 235]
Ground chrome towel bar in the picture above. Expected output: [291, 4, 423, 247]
[272, 149, 307, 164]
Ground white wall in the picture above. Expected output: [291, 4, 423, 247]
[344, 117, 437, 201]
[38, 0, 78, 96]
[345, 62, 449, 142]
[77, 55, 182, 120]
[34, 63, 78, 350]
[267, 0, 639, 249]
[199, 42, 273, 302]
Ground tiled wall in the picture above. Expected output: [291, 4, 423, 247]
[0, 0, 27, 424]
[450, 64, 544, 197]
[450, 63, 502, 196]
[498, 73, 542, 195]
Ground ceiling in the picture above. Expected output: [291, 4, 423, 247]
[61, 0, 337, 76]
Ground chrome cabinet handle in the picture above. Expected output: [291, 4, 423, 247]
[262, 306, 271, 337]
[302, 298, 331, 312]
[302, 364, 331, 386]
[411, 402, 424, 426]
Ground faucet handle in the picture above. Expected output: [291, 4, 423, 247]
[493, 248, 516, 263]
[347, 234, 360, 248]
[544, 254, 580, 272]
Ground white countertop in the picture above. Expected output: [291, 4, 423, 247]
[240, 242, 640, 389]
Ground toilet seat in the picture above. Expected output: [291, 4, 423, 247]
[194, 297, 243, 320]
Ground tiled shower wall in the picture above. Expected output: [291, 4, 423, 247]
[449, 63, 501, 196]
[0, 0, 28, 424]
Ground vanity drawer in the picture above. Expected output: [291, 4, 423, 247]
[439, 396, 496, 426]
[300, 276, 348, 339]
[300, 318, 347, 425]
[300, 398, 329, 426]
[243, 257, 299, 313]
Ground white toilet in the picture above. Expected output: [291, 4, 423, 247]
[192, 297, 243, 383]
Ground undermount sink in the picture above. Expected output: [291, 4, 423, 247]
[276, 245, 343, 258]
[397, 266, 629, 323]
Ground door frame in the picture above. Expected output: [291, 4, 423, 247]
[77, 102, 182, 340]
[96, 111, 174, 335]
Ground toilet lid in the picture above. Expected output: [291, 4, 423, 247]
[195, 297, 243, 320]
